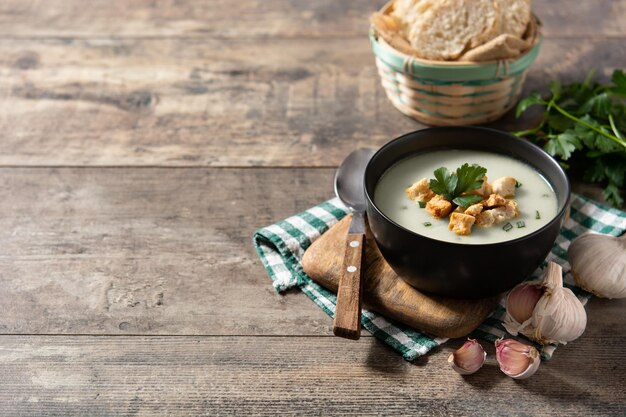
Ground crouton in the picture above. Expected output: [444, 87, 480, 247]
[464, 203, 484, 217]
[448, 212, 476, 236]
[476, 201, 519, 227]
[475, 210, 495, 227]
[491, 207, 510, 223]
[425, 195, 452, 219]
[492, 176, 517, 197]
[405, 178, 435, 202]
[483, 181, 494, 197]
[504, 200, 520, 218]
[483, 193, 507, 208]
[465, 176, 493, 198]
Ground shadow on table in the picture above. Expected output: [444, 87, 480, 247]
[364, 337, 411, 375]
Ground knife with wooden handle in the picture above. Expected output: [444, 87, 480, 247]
[332, 148, 374, 340]
[333, 211, 365, 340]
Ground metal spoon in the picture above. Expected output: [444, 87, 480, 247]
[333, 148, 375, 340]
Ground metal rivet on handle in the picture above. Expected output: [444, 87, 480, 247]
[349, 240, 359, 247]
[347, 266, 357, 273]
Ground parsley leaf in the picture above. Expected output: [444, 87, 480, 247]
[453, 194, 483, 208]
[584, 159, 607, 183]
[604, 184, 624, 207]
[515, 91, 545, 118]
[454, 163, 487, 196]
[429, 163, 487, 208]
[544, 131, 581, 160]
[514, 69, 626, 207]
[610, 69, 626, 97]
[429, 167, 456, 200]
[549, 80, 562, 101]
[547, 113, 573, 131]
[580, 92, 613, 119]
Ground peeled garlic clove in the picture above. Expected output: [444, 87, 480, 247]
[568, 233, 626, 299]
[448, 338, 486, 375]
[503, 262, 587, 345]
[495, 339, 540, 380]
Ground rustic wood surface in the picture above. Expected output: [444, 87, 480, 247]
[0, 334, 624, 416]
[0, 37, 624, 167]
[0, 0, 624, 415]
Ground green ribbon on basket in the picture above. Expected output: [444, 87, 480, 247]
[253, 194, 626, 361]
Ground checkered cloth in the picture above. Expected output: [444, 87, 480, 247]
[253, 194, 626, 361]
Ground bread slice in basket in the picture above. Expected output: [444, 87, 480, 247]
[382, 0, 533, 61]
[401, 0, 500, 60]
[495, 0, 532, 38]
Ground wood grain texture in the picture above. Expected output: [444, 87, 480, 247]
[0, 0, 623, 38]
[0, 0, 624, 415]
[303, 215, 499, 338]
[333, 231, 364, 340]
[0, 167, 620, 336]
[0, 38, 624, 167]
[0, 167, 336, 335]
[0, 334, 624, 416]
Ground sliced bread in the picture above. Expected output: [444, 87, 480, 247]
[391, 0, 437, 34]
[406, 0, 499, 60]
[495, 0, 532, 38]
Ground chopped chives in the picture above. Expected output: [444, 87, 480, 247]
[418, 201, 426, 208]
[535, 210, 541, 220]
[516, 220, 526, 228]
[542, 193, 549, 197]
[515, 181, 522, 188]
[423, 222, 432, 227]
[503, 222, 513, 232]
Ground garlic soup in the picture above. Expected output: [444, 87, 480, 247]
[374, 150, 558, 244]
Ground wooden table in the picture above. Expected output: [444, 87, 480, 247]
[0, 1, 624, 415]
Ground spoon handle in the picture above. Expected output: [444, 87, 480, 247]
[333, 223, 364, 340]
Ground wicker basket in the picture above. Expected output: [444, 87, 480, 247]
[370, 6, 542, 126]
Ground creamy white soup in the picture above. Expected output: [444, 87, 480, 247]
[374, 150, 558, 244]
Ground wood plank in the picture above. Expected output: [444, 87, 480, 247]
[0, 333, 624, 415]
[0, 167, 335, 335]
[0, 167, 623, 335]
[0, 38, 624, 167]
[0, 0, 385, 39]
[0, 0, 623, 38]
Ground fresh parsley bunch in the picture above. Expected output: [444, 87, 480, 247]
[429, 163, 487, 208]
[514, 69, 626, 207]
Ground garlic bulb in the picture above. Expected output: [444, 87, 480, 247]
[495, 339, 540, 379]
[503, 261, 587, 345]
[448, 339, 486, 375]
[568, 233, 626, 299]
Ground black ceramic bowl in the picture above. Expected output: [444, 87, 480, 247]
[364, 126, 570, 299]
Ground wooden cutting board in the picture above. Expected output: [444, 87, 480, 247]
[302, 214, 500, 338]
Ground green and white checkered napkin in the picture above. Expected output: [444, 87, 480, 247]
[253, 194, 626, 361]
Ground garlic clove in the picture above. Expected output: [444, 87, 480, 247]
[495, 339, 540, 380]
[568, 233, 626, 299]
[506, 282, 543, 324]
[504, 262, 587, 345]
[448, 338, 486, 375]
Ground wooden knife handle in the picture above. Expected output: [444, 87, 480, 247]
[333, 232, 364, 340]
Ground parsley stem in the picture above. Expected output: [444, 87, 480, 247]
[583, 69, 597, 87]
[552, 101, 626, 150]
[511, 124, 544, 138]
[608, 114, 624, 140]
